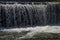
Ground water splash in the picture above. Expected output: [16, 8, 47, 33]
[1, 26, 60, 39]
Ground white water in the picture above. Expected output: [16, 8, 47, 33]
[1, 26, 60, 38]
[0, 3, 60, 39]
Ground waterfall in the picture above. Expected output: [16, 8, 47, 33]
[46, 3, 60, 24]
[0, 3, 60, 28]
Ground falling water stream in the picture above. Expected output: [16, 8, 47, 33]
[0, 2, 60, 28]
[0, 2, 60, 40]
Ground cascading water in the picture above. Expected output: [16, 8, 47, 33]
[46, 3, 60, 24]
[0, 2, 60, 28]
[0, 2, 60, 40]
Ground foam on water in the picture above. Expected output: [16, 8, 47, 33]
[1, 26, 60, 38]
[1, 26, 60, 33]
[0, 3, 60, 39]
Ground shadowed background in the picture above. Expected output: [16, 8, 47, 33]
[0, 0, 60, 2]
